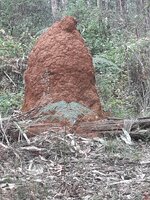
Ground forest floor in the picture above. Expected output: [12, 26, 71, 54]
[0, 130, 150, 200]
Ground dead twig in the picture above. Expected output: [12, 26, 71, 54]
[0, 114, 10, 145]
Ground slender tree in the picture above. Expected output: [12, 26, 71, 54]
[51, 0, 58, 20]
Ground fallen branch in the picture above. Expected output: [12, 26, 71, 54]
[76, 117, 150, 140]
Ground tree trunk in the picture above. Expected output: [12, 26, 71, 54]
[61, 0, 68, 8]
[147, 1, 150, 30]
[51, 0, 58, 20]
[116, 0, 126, 16]
[144, 0, 150, 34]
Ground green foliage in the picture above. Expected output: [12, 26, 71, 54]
[0, 0, 149, 118]
[0, 35, 23, 57]
[0, 30, 35, 57]
[63, 1, 150, 117]
[39, 101, 92, 124]
[93, 31, 150, 117]
[93, 54, 120, 73]
[64, 0, 110, 54]
[93, 52, 120, 99]
[93, 39, 134, 117]
[93, 43, 125, 116]
[124, 36, 150, 115]
[0, 0, 52, 37]
[0, 91, 23, 116]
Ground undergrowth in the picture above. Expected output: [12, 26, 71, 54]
[0, 91, 23, 116]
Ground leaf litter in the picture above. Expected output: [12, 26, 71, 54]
[0, 124, 150, 199]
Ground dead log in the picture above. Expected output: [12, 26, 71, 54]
[75, 117, 150, 140]
[1, 115, 150, 141]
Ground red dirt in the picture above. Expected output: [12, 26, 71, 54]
[22, 16, 105, 136]
[22, 16, 103, 116]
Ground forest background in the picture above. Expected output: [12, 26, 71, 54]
[0, 0, 150, 118]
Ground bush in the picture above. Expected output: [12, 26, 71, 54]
[64, 0, 111, 55]
[0, 0, 52, 37]
[0, 91, 23, 116]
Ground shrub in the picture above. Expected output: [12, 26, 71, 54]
[0, 91, 23, 116]
[0, 0, 52, 37]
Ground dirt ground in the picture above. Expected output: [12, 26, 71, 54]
[0, 131, 150, 200]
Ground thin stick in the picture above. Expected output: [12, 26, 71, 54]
[4, 71, 17, 87]
[0, 114, 10, 146]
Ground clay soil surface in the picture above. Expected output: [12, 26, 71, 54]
[0, 131, 150, 200]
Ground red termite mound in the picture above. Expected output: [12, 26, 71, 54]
[22, 16, 105, 133]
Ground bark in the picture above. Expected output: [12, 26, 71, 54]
[76, 117, 150, 140]
[116, 0, 127, 16]
[144, 0, 150, 34]
[1, 116, 150, 141]
[61, 0, 68, 8]
[97, 0, 100, 8]
[147, 1, 150, 30]
[51, 0, 58, 20]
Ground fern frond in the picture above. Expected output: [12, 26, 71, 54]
[93, 55, 120, 74]
[39, 101, 93, 124]
[93, 55, 118, 68]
